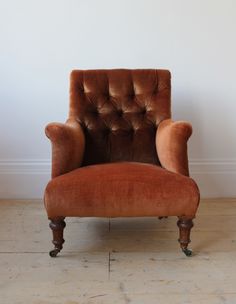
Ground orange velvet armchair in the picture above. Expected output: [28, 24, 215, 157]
[44, 69, 200, 257]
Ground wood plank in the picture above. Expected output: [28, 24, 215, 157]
[1, 199, 236, 303]
[105, 294, 236, 304]
[1, 200, 236, 253]
[1, 230, 235, 253]
[198, 198, 236, 215]
[1, 250, 235, 304]
[0, 252, 110, 303]
[109, 251, 236, 294]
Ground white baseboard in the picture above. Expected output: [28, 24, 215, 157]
[0, 159, 50, 199]
[189, 158, 236, 198]
[0, 158, 235, 199]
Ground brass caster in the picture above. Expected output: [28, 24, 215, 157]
[182, 248, 192, 257]
[49, 248, 60, 257]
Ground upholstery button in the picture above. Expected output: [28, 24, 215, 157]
[141, 108, 147, 114]
[105, 127, 110, 135]
[106, 92, 111, 100]
[153, 88, 158, 94]
[130, 129, 135, 139]
[129, 93, 135, 98]
[130, 128, 134, 134]
[117, 109, 123, 117]
[92, 108, 99, 116]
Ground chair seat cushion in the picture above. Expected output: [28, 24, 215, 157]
[44, 162, 199, 218]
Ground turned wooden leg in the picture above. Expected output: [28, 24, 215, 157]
[177, 217, 194, 257]
[49, 217, 66, 257]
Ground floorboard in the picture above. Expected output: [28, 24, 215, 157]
[0, 199, 236, 303]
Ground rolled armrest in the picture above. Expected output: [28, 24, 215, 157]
[45, 119, 85, 178]
[156, 119, 192, 176]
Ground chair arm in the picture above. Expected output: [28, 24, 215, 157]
[156, 119, 192, 176]
[45, 119, 85, 178]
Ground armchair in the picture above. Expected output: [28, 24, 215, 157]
[44, 69, 200, 257]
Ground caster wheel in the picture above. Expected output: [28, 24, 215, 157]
[49, 249, 60, 257]
[182, 248, 192, 257]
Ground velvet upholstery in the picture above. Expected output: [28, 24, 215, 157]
[44, 69, 200, 256]
[69, 69, 171, 166]
[45, 119, 85, 178]
[156, 119, 192, 176]
[45, 162, 199, 218]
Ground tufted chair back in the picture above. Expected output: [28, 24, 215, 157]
[69, 69, 171, 166]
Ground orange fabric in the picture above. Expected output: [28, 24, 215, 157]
[44, 69, 200, 221]
[69, 69, 171, 165]
[45, 119, 85, 178]
[156, 119, 192, 176]
[44, 162, 199, 218]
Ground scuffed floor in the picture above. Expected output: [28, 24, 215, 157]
[0, 198, 236, 304]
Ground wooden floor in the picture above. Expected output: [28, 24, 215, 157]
[0, 199, 236, 303]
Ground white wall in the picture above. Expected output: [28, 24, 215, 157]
[0, 0, 236, 198]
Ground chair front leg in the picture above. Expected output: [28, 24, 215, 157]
[177, 217, 194, 256]
[49, 217, 66, 257]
